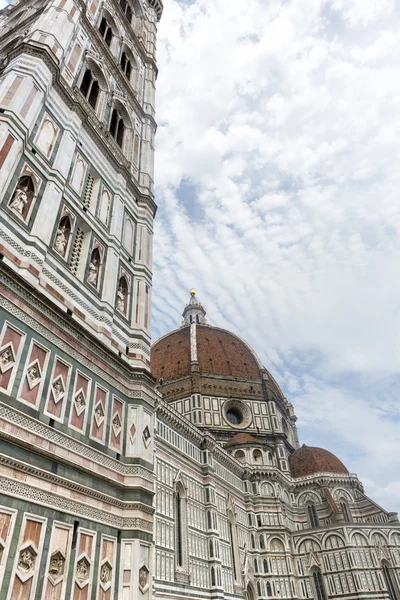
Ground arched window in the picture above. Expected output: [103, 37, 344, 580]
[251, 534, 255, 549]
[109, 108, 126, 148]
[266, 581, 272, 596]
[123, 217, 134, 253]
[312, 568, 328, 600]
[207, 510, 212, 530]
[254, 558, 258, 572]
[228, 510, 239, 582]
[257, 581, 262, 596]
[209, 539, 214, 558]
[176, 490, 183, 566]
[235, 450, 245, 463]
[99, 16, 113, 46]
[211, 566, 216, 587]
[263, 558, 269, 573]
[256, 514, 262, 527]
[174, 478, 188, 576]
[307, 504, 319, 528]
[253, 449, 263, 464]
[340, 500, 351, 522]
[382, 560, 399, 600]
[119, 0, 133, 23]
[120, 51, 132, 79]
[259, 534, 265, 550]
[79, 69, 99, 109]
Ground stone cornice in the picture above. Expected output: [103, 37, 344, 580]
[0, 453, 154, 512]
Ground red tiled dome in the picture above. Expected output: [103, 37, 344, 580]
[151, 325, 261, 382]
[290, 445, 349, 478]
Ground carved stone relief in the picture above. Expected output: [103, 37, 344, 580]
[112, 413, 122, 438]
[74, 389, 86, 416]
[94, 402, 105, 427]
[16, 544, 37, 582]
[51, 377, 65, 403]
[99, 559, 112, 591]
[0, 344, 15, 373]
[48, 550, 66, 586]
[139, 564, 149, 593]
[75, 555, 90, 589]
[26, 361, 42, 389]
[143, 425, 151, 447]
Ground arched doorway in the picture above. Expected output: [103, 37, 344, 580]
[246, 584, 256, 600]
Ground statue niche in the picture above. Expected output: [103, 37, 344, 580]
[54, 215, 72, 258]
[116, 276, 128, 314]
[8, 175, 35, 220]
[87, 247, 101, 287]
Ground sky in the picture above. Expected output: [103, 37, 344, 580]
[1, 0, 398, 512]
[153, 0, 400, 513]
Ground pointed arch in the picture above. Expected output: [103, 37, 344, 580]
[381, 559, 400, 600]
[227, 507, 240, 584]
[310, 567, 328, 600]
[174, 475, 189, 576]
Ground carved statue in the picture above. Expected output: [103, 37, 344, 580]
[87, 258, 99, 285]
[116, 285, 126, 312]
[9, 184, 29, 215]
[54, 225, 68, 256]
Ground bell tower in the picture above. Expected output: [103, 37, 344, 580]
[0, 0, 162, 598]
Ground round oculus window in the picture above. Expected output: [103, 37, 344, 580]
[226, 408, 243, 425]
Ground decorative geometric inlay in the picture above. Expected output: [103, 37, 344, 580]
[99, 558, 112, 591]
[51, 376, 65, 404]
[0, 343, 15, 374]
[143, 425, 151, 448]
[94, 402, 105, 428]
[17, 543, 37, 582]
[48, 549, 66, 586]
[129, 422, 136, 444]
[75, 554, 90, 589]
[112, 413, 122, 438]
[26, 360, 42, 389]
[74, 389, 86, 416]
[139, 564, 149, 594]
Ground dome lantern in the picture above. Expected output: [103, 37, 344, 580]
[181, 290, 208, 326]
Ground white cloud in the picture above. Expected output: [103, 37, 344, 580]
[153, 0, 400, 512]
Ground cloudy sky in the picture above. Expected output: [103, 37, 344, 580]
[1, 0, 398, 511]
[153, 0, 400, 512]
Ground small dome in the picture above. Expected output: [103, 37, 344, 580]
[290, 444, 349, 478]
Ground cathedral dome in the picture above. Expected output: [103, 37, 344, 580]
[151, 324, 262, 382]
[290, 444, 349, 478]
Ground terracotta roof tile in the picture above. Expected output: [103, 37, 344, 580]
[290, 444, 348, 478]
[151, 327, 191, 382]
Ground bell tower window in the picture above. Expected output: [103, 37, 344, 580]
[110, 109, 125, 148]
[99, 17, 113, 46]
[306, 503, 319, 528]
[79, 70, 99, 109]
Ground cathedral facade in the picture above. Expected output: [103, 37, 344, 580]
[0, 2, 399, 600]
